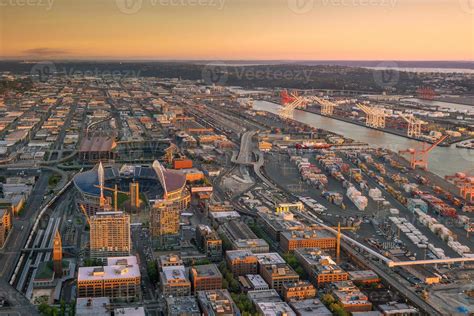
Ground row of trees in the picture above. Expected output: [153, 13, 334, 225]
[217, 261, 256, 315]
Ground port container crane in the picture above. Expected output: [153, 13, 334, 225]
[356, 103, 386, 128]
[399, 113, 427, 138]
[445, 172, 474, 203]
[278, 90, 338, 119]
[398, 135, 448, 170]
[278, 90, 306, 119]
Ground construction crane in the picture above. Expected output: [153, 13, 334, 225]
[398, 135, 448, 170]
[94, 161, 141, 210]
[399, 113, 427, 137]
[79, 205, 90, 225]
[163, 143, 178, 165]
[445, 172, 474, 203]
[356, 103, 386, 128]
[309, 223, 358, 263]
[94, 183, 141, 210]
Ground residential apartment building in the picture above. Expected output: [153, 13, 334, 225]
[89, 211, 130, 261]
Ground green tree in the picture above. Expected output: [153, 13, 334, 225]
[147, 261, 159, 284]
[321, 293, 336, 305]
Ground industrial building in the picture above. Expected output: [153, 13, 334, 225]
[218, 220, 269, 253]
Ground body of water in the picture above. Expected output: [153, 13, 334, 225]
[253, 100, 474, 178]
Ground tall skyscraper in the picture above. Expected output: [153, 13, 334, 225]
[89, 211, 131, 261]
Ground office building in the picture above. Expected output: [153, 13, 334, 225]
[114, 307, 145, 315]
[160, 266, 191, 297]
[225, 250, 258, 277]
[348, 270, 381, 285]
[77, 256, 141, 301]
[260, 264, 299, 295]
[289, 299, 332, 316]
[76, 297, 111, 316]
[217, 220, 269, 253]
[158, 254, 184, 270]
[282, 281, 316, 302]
[90, 211, 131, 261]
[294, 248, 348, 286]
[247, 289, 282, 305]
[190, 264, 222, 293]
[197, 289, 239, 316]
[280, 230, 336, 253]
[196, 225, 222, 262]
[256, 302, 296, 316]
[238, 274, 269, 292]
[331, 281, 372, 313]
[255, 253, 286, 274]
[166, 296, 201, 316]
[377, 302, 419, 315]
[258, 211, 305, 241]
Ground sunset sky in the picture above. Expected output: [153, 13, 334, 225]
[0, 0, 473, 60]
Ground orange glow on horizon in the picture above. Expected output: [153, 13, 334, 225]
[0, 0, 473, 60]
